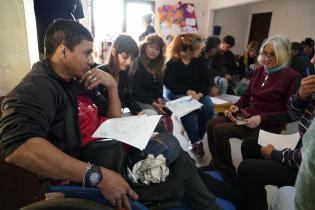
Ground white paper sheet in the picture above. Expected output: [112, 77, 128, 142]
[215, 94, 240, 104]
[92, 115, 161, 150]
[210, 97, 229, 105]
[166, 96, 203, 118]
[258, 130, 300, 150]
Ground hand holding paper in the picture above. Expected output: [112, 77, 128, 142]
[258, 130, 300, 150]
[165, 96, 203, 118]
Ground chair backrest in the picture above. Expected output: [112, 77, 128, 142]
[0, 96, 44, 210]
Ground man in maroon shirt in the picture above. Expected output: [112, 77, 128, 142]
[206, 35, 300, 182]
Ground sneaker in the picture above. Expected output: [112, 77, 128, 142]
[192, 142, 205, 160]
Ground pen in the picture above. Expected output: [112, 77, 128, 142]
[306, 67, 311, 76]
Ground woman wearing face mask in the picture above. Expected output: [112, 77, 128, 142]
[163, 33, 214, 160]
[99, 34, 141, 115]
[130, 34, 166, 116]
[205, 35, 301, 183]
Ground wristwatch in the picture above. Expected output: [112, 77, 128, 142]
[83, 163, 103, 187]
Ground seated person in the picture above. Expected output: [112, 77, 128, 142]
[290, 42, 314, 77]
[98, 34, 142, 115]
[163, 33, 214, 160]
[201, 36, 220, 97]
[130, 34, 167, 116]
[206, 35, 300, 182]
[236, 41, 260, 96]
[238, 74, 315, 210]
[0, 20, 222, 210]
[212, 35, 238, 95]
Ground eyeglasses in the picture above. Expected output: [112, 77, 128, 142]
[260, 52, 276, 60]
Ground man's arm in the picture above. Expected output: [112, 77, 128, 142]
[5, 137, 138, 210]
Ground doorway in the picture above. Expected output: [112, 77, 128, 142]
[248, 12, 272, 44]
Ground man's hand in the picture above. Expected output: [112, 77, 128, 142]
[186, 89, 197, 97]
[209, 86, 219, 96]
[298, 75, 315, 99]
[225, 105, 239, 117]
[244, 115, 261, 129]
[152, 101, 166, 115]
[261, 144, 275, 160]
[80, 68, 117, 91]
[98, 168, 139, 210]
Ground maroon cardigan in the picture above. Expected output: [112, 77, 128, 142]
[235, 65, 300, 133]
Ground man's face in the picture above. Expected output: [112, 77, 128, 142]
[220, 41, 231, 52]
[64, 40, 94, 78]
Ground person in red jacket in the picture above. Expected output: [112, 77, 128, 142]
[206, 35, 301, 182]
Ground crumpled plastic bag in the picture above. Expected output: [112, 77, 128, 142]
[130, 154, 169, 185]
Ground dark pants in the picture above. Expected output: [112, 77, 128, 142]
[206, 116, 260, 179]
[238, 140, 298, 210]
[172, 150, 221, 210]
[237, 159, 298, 210]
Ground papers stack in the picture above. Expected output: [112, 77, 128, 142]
[165, 96, 203, 118]
[92, 115, 161, 150]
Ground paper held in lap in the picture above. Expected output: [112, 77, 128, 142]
[258, 129, 300, 150]
[165, 96, 203, 118]
[92, 115, 162, 150]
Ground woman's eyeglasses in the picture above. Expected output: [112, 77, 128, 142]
[260, 52, 276, 60]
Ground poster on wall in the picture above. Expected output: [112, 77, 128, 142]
[157, 1, 198, 43]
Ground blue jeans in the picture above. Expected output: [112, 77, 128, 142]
[165, 89, 214, 143]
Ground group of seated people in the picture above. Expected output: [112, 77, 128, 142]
[0, 19, 315, 210]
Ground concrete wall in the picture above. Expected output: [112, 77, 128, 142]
[0, 0, 38, 96]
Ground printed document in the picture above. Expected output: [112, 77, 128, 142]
[166, 96, 203, 118]
[258, 129, 300, 150]
[92, 115, 161, 150]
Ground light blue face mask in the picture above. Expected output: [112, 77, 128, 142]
[264, 63, 287, 74]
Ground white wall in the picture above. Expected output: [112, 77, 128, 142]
[212, 5, 250, 54]
[212, 0, 315, 54]
[251, 0, 315, 41]
[0, 0, 38, 96]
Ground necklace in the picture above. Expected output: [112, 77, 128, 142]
[261, 75, 269, 87]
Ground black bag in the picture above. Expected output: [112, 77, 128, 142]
[80, 139, 184, 209]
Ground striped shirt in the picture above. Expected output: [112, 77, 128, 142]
[271, 94, 315, 169]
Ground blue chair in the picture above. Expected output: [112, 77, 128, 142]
[47, 170, 236, 210]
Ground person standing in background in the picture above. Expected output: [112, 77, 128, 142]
[139, 13, 156, 42]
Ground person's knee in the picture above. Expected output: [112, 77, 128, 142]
[241, 140, 262, 159]
[237, 160, 260, 184]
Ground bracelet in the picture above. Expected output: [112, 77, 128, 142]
[82, 162, 92, 188]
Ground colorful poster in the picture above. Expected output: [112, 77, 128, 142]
[157, 1, 198, 43]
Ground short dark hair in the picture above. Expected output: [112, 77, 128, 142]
[223, 35, 235, 47]
[301, 37, 315, 47]
[44, 19, 93, 59]
[204, 36, 220, 52]
[291, 42, 304, 55]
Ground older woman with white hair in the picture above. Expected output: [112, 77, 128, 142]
[205, 35, 301, 182]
